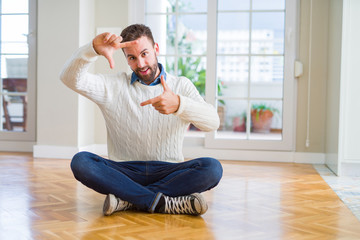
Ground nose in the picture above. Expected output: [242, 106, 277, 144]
[137, 57, 146, 68]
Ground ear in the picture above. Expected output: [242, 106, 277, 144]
[154, 43, 160, 56]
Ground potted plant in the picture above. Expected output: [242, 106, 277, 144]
[251, 104, 279, 133]
[233, 112, 247, 132]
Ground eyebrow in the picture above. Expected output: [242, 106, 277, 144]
[126, 48, 149, 58]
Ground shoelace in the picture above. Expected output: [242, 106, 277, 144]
[164, 195, 195, 214]
[115, 199, 133, 211]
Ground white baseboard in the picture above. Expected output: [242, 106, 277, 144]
[81, 144, 108, 156]
[183, 146, 325, 164]
[33, 144, 108, 159]
[184, 147, 291, 162]
[33, 145, 79, 159]
[293, 152, 325, 164]
[32, 144, 325, 164]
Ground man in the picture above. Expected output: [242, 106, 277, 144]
[60, 24, 222, 216]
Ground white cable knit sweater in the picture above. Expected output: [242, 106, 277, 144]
[60, 43, 219, 162]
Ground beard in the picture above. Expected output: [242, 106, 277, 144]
[134, 60, 159, 84]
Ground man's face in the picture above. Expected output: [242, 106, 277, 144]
[123, 36, 160, 85]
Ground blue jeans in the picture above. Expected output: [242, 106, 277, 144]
[70, 151, 223, 212]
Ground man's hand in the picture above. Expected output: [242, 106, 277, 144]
[92, 32, 137, 69]
[140, 76, 180, 114]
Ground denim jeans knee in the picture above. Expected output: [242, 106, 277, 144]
[70, 151, 97, 180]
[201, 157, 223, 189]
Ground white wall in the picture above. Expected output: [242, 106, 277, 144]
[36, 0, 80, 148]
[325, 0, 342, 174]
[339, 0, 360, 164]
[34, 0, 97, 158]
[34, 0, 130, 158]
[78, 0, 96, 147]
[296, 0, 329, 154]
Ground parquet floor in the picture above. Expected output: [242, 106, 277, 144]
[1, 152, 360, 240]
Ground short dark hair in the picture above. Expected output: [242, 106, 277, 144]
[120, 24, 155, 45]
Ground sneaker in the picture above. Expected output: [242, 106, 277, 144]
[160, 193, 208, 216]
[103, 194, 133, 216]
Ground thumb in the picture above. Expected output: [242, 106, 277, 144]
[160, 75, 170, 92]
[104, 52, 115, 69]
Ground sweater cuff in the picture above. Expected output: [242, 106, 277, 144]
[82, 42, 99, 62]
[173, 95, 186, 116]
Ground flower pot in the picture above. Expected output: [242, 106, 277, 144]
[233, 116, 246, 132]
[251, 109, 273, 133]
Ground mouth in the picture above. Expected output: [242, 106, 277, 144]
[138, 68, 149, 75]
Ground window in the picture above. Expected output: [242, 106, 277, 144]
[145, 0, 208, 135]
[0, 0, 36, 141]
[215, 0, 285, 140]
[141, 0, 297, 150]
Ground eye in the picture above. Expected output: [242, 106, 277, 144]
[142, 52, 148, 57]
[128, 56, 135, 61]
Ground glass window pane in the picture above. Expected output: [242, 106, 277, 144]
[1, 15, 29, 42]
[2, 95, 26, 132]
[217, 56, 249, 98]
[216, 99, 248, 139]
[252, 0, 285, 10]
[146, 14, 174, 55]
[1, 42, 28, 55]
[250, 56, 283, 98]
[250, 100, 282, 140]
[218, 0, 250, 11]
[146, 0, 175, 13]
[161, 56, 176, 75]
[219, 81, 248, 99]
[177, 14, 207, 55]
[251, 12, 285, 54]
[217, 13, 249, 54]
[178, 57, 206, 96]
[178, 0, 207, 12]
[1, 0, 29, 14]
[2, 56, 28, 79]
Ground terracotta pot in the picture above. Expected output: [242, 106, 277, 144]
[233, 116, 246, 132]
[251, 109, 273, 133]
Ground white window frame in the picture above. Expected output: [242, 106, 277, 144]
[0, 0, 36, 142]
[205, 0, 298, 151]
[131, 0, 298, 151]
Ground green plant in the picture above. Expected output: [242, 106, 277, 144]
[166, 56, 225, 104]
[251, 103, 279, 121]
[164, 14, 225, 103]
[177, 57, 206, 95]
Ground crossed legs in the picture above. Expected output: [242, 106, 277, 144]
[70, 151, 223, 214]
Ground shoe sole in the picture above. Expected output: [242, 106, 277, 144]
[103, 194, 117, 216]
[192, 193, 208, 215]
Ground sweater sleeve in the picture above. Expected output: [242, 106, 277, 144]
[173, 77, 220, 132]
[59, 42, 112, 104]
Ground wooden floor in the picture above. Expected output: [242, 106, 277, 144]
[1, 152, 360, 240]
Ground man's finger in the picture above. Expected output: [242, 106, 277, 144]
[107, 34, 118, 44]
[160, 75, 170, 92]
[103, 32, 112, 42]
[140, 95, 161, 106]
[104, 53, 115, 69]
[119, 40, 138, 49]
[108, 58, 115, 69]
